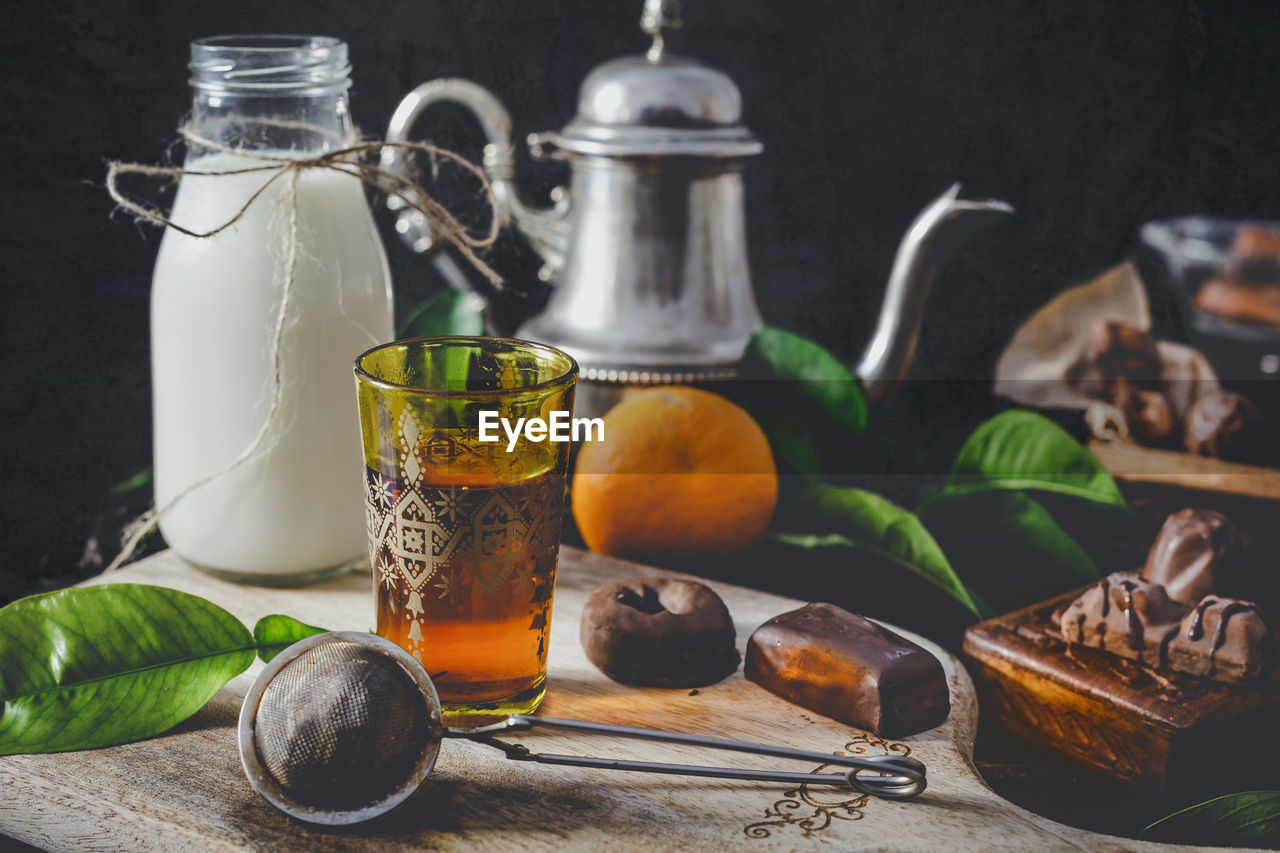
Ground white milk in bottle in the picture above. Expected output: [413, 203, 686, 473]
[150, 36, 393, 582]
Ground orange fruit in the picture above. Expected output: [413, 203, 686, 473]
[572, 386, 778, 559]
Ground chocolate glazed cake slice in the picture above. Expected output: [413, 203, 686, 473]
[1060, 572, 1270, 684]
[1167, 597, 1270, 682]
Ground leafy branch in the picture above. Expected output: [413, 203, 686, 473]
[740, 328, 1123, 620]
[0, 584, 326, 754]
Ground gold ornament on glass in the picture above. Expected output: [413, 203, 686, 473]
[354, 336, 577, 724]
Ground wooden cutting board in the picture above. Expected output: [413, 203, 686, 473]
[0, 547, 1256, 852]
[1088, 439, 1280, 503]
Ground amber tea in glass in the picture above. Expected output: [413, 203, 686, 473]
[354, 337, 577, 724]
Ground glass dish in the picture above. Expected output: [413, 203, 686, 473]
[1141, 217, 1280, 386]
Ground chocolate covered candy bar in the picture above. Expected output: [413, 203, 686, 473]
[1086, 321, 1177, 445]
[1141, 508, 1242, 606]
[1183, 391, 1267, 464]
[1087, 321, 1162, 385]
[745, 602, 949, 737]
[1195, 278, 1280, 327]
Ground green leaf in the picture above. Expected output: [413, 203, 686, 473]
[0, 584, 256, 754]
[397, 287, 484, 338]
[919, 490, 1100, 616]
[738, 327, 868, 476]
[1142, 791, 1280, 847]
[253, 614, 329, 663]
[777, 483, 983, 617]
[108, 467, 153, 496]
[946, 410, 1127, 510]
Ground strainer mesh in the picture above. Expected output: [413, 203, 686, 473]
[253, 639, 430, 811]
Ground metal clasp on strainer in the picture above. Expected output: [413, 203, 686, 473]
[239, 632, 927, 826]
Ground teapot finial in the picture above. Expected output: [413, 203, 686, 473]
[641, 0, 682, 62]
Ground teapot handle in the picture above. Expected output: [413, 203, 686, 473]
[381, 78, 571, 284]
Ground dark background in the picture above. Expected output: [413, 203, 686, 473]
[3, 0, 1280, 601]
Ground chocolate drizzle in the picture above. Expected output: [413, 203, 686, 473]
[1117, 579, 1144, 652]
[1156, 625, 1178, 669]
[1207, 602, 1261, 678]
[1186, 597, 1218, 641]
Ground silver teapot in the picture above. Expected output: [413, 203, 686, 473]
[383, 0, 1012, 415]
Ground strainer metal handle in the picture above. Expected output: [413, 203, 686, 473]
[448, 714, 927, 799]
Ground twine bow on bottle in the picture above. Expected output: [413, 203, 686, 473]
[107, 123, 504, 284]
[102, 124, 504, 573]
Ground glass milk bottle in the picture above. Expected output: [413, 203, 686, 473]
[150, 36, 393, 583]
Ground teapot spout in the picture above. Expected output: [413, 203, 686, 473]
[855, 184, 1014, 402]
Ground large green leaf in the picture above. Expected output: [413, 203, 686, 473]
[738, 327, 868, 476]
[253, 614, 329, 663]
[1143, 791, 1280, 847]
[397, 287, 484, 338]
[777, 483, 982, 617]
[0, 584, 256, 754]
[946, 410, 1127, 510]
[919, 490, 1099, 616]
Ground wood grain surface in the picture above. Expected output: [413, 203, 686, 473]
[1089, 439, 1280, 502]
[0, 548, 1261, 852]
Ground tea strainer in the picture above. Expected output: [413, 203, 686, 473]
[238, 631, 927, 825]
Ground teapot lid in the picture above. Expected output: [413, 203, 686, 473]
[551, 0, 763, 158]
